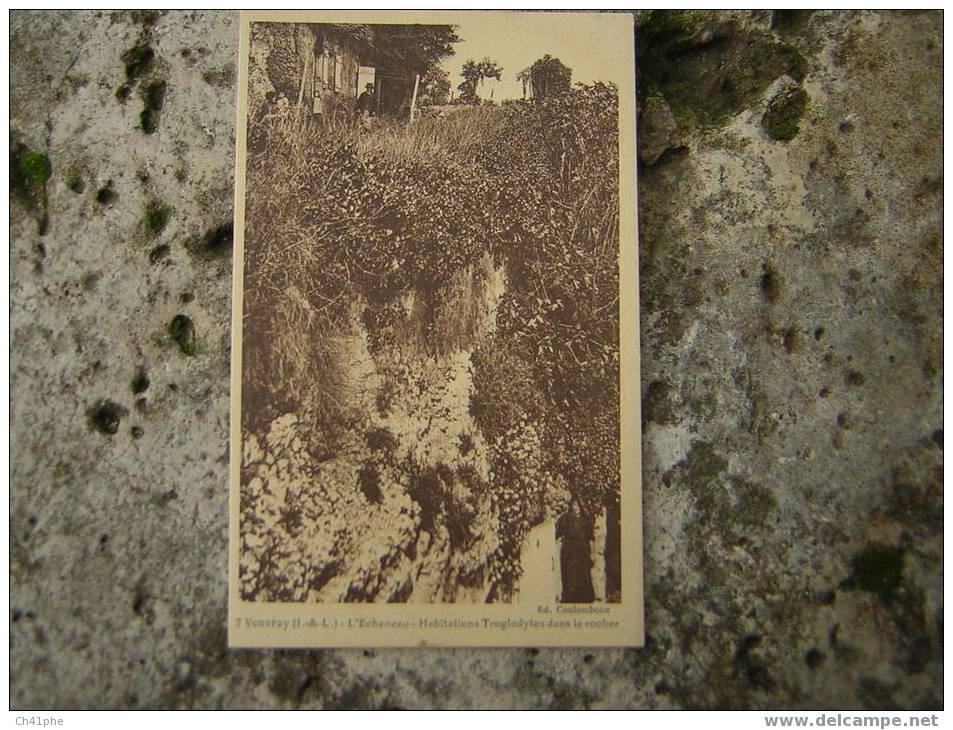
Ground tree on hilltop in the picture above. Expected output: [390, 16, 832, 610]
[457, 57, 503, 104]
[518, 54, 572, 100]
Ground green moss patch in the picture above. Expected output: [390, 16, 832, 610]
[131, 368, 150, 395]
[121, 42, 155, 82]
[666, 442, 778, 539]
[760, 263, 782, 303]
[139, 78, 166, 134]
[730, 477, 778, 527]
[144, 201, 172, 237]
[10, 137, 52, 234]
[189, 222, 233, 260]
[129, 10, 164, 27]
[148, 243, 170, 264]
[849, 544, 904, 600]
[763, 86, 808, 141]
[169, 314, 197, 356]
[11, 143, 51, 195]
[643, 379, 677, 425]
[665, 440, 729, 489]
[202, 64, 236, 88]
[771, 10, 815, 35]
[845, 370, 866, 387]
[638, 10, 808, 129]
[88, 399, 128, 436]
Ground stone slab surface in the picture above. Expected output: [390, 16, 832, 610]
[10, 10, 942, 709]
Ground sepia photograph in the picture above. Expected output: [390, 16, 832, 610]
[231, 10, 640, 643]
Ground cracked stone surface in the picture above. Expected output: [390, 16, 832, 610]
[11, 10, 942, 709]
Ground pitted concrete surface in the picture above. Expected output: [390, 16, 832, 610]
[10, 10, 942, 709]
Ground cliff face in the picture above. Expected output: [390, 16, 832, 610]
[240, 254, 589, 603]
[240, 251, 618, 604]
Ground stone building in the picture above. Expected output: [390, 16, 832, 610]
[248, 22, 427, 119]
[248, 23, 374, 117]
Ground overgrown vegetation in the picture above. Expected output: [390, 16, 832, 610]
[241, 83, 620, 601]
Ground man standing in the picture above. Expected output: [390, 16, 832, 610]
[356, 83, 376, 118]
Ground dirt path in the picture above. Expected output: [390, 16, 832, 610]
[517, 519, 560, 603]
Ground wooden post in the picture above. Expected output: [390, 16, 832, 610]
[409, 73, 420, 124]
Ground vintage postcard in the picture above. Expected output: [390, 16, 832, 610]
[229, 9, 642, 647]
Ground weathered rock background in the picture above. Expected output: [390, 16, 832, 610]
[10, 10, 942, 709]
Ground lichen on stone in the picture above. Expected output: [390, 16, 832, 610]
[121, 42, 155, 83]
[637, 10, 808, 129]
[88, 399, 128, 436]
[169, 314, 197, 356]
[849, 544, 904, 600]
[144, 201, 172, 237]
[139, 78, 166, 134]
